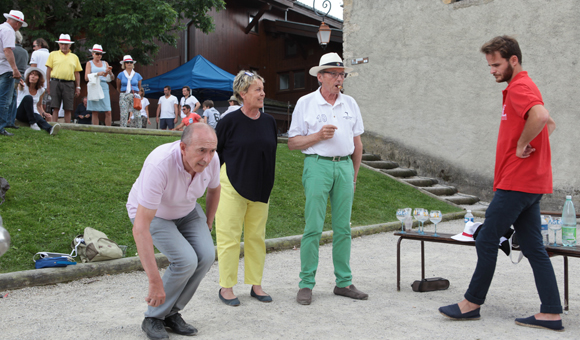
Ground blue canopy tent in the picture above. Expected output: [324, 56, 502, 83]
[141, 55, 235, 102]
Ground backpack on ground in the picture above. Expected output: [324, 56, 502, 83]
[71, 227, 123, 263]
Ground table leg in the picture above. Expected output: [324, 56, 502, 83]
[397, 237, 402, 291]
[564, 256, 568, 311]
[421, 240, 425, 280]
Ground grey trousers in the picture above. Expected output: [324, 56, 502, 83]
[133, 203, 215, 319]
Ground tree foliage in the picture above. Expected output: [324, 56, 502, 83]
[2, 0, 225, 64]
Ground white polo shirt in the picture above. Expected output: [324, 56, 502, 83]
[158, 95, 178, 119]
[288, 88, 364, 157]
[180, 95, 199, 118]
[29, 48, 50, 87]
[0, 22, 15, 75]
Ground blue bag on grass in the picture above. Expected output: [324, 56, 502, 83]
[33, 253, 77, 269]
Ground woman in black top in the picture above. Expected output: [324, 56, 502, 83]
[215, 70, 277, 306]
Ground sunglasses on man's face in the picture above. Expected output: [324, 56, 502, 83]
[94, 53, 102, 56]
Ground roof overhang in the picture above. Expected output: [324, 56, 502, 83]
[263, 19, 342, 43]
[258, 0, 343, 29]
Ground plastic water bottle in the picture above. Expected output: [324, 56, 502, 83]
[464, 210, 474, 226]
[562, 196, 577, 247]
[540, 215, 549, 246]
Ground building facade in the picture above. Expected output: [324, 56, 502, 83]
[342, 0, 580, 209]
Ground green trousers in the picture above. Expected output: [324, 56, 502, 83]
[299, 155, 354, 289]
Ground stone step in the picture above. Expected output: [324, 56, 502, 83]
[402, 177, 439, 187]
[422, 185, 458, 196]
[362, 153, 381, 161]
[444, 193, 480, 205]
[381, 168, 417, 178]
[362, 160, 399, 169]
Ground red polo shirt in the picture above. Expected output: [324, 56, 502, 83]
[493, 71, 552, 194]
[183, 112, 201, 126]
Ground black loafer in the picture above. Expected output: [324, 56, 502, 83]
[164, 313, 198, 336]
[0, 129, 14, 136]
[219, 288, 240, 306]
[141, 317, 169, 340]
[515, 315, 564, 331]
[251, 286, 273, 302]
[5, 125, 19, 129]
[439, 303, 480, 320]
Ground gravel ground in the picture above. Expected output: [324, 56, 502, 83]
[0, 218, 578, 340]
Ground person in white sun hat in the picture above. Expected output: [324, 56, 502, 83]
[45, 33, 82, 124]
[288, 52, 366, 305]
[85, 44, 114, 126]
[15, 67, 60, 135]
[116, 55, 143, 128]
[0, 10, 27, 136]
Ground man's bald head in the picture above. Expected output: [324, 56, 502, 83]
[180, 123, 217, 174]
[181, 122, 216, 146]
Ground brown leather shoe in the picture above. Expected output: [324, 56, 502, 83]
[333, 285, 368, 300]
[296, 288, 312, 305]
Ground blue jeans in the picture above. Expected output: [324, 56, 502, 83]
[465, 189, 562, 314]
[7, 83, 17, 126]
[0, 71, 16, 131]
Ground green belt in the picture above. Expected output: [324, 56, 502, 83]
[306, 154, 351, 162]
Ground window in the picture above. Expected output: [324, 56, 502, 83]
[279, 73, 289, 90]
[294, 71, 305, 89]
[278, 70, 306, 91]
[285, 40, 298, 58]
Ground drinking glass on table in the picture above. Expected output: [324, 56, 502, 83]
[549, 216, 562, 247]
[396, 209, 407, 234]
[404, 208, 412, 227]
[429, 210, 442, 237]
[414, 208, 427, 234]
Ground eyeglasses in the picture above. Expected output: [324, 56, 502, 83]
[94, 53, 102, 56]
[323, 71, 348, 79]
[32, 44, 38, 47]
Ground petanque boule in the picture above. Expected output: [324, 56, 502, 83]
[0, 216, 10, 257]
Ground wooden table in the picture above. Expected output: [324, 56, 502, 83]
[395, 231, 580, 311]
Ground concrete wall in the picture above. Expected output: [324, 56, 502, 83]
[342, 0, 580, 210]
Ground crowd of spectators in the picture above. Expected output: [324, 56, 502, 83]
[0, 10, 231, 133]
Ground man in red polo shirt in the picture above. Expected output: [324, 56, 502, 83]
[439, 36, 563, 331]
[172, 104, 201, 131]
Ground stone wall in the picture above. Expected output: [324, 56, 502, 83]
[342, 0, 580, 210]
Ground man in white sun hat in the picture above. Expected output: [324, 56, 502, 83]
[288, 52, 366, 305]
[45, 33, 82, 123]
[0, 10, 26, 137]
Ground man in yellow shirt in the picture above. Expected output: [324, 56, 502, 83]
[45, 34, 82, 123]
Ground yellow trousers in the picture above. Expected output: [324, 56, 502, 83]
[216, 164, 269, 288]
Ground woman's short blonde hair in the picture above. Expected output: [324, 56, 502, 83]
[233, 70, 264, 104]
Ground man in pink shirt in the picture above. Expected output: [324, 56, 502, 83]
[127, 123, 220, 339]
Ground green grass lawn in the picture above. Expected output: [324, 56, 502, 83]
[0, 128, 461, 273]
